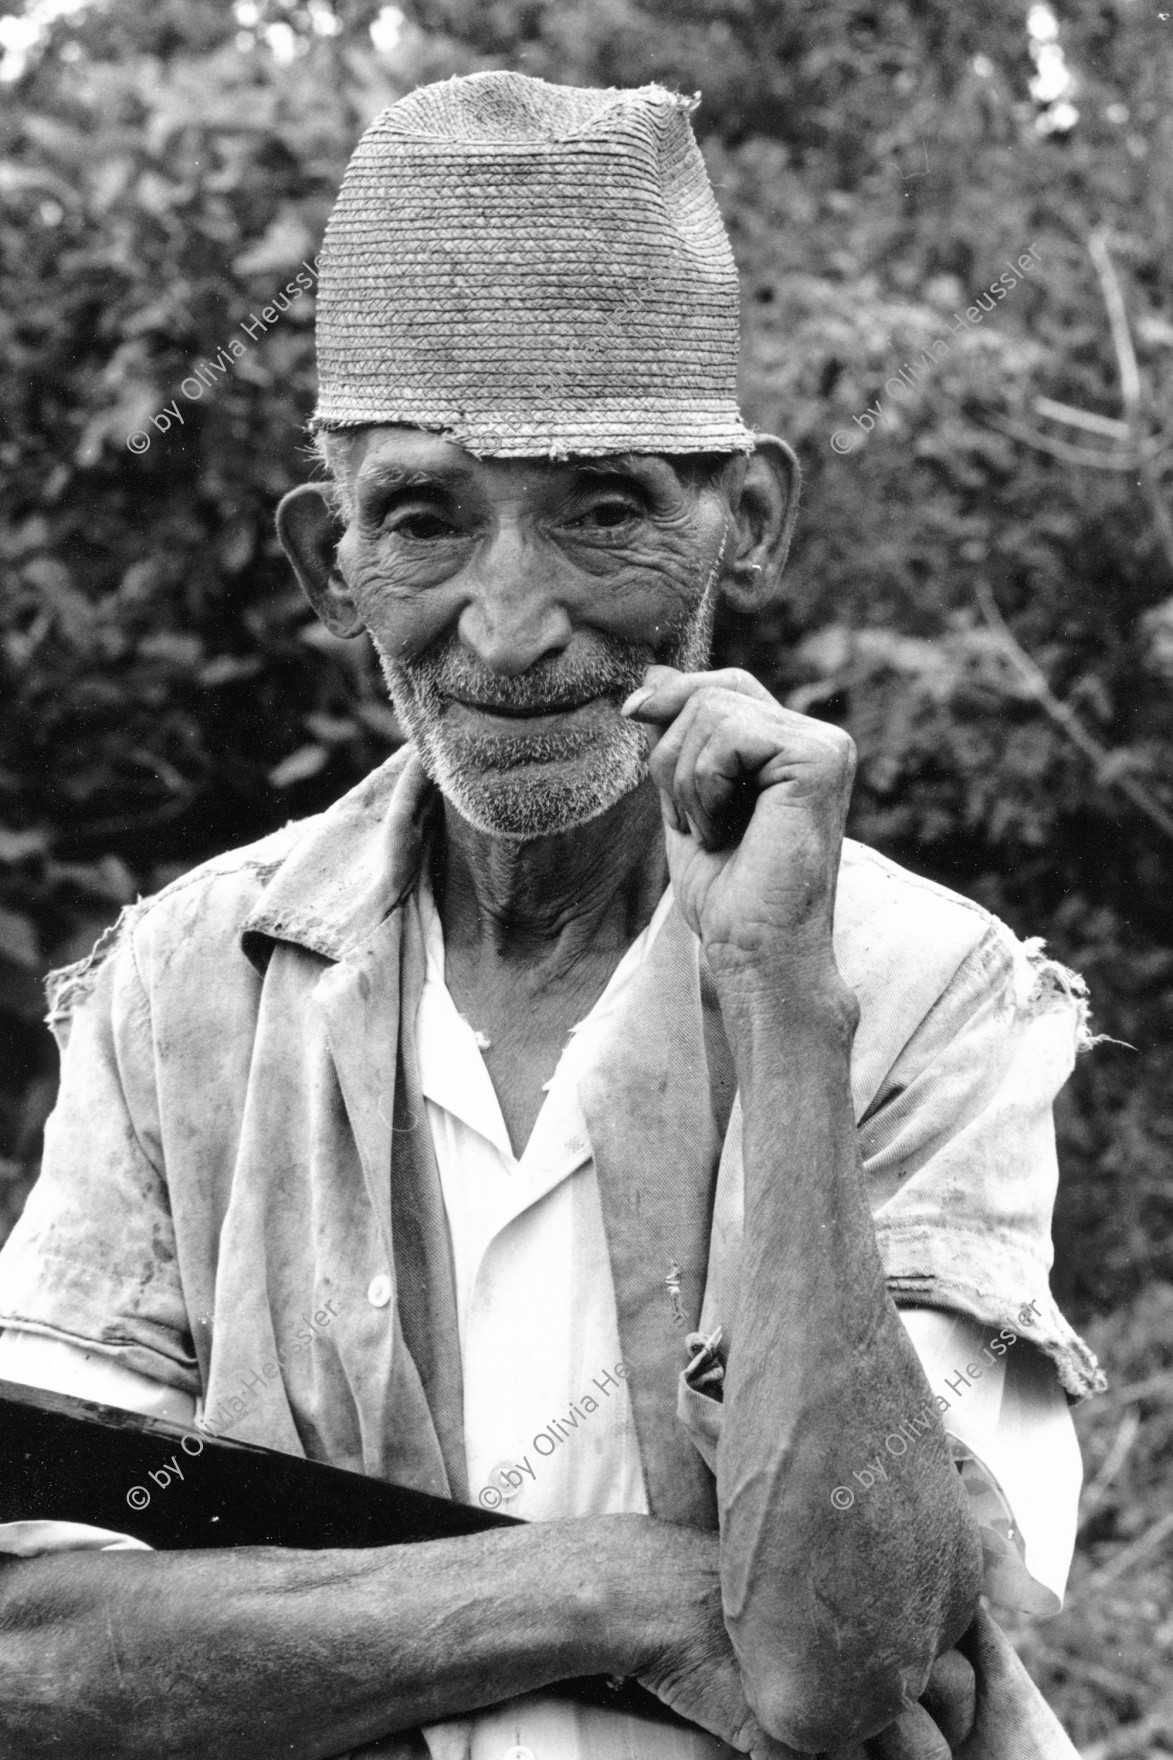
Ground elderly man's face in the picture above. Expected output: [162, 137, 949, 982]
[326, 428, 736, 839]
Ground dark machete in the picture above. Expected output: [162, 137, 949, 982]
[0, 1377, 689, 1729]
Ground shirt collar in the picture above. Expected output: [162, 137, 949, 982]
[412, 867, 674, 1174]
[240, 745, 438, 970]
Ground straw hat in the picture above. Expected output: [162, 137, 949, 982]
[314, 70, 753, 458]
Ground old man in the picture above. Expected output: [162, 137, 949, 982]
[0, 71, 1101, 1760]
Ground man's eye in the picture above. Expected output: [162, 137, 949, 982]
[389, 511, 459, 540]
[570, 500, 639, 531]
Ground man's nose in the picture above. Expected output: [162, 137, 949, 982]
[456, 526, 574, 676]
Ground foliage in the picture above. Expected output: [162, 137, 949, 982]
[1, 0, 1172, 1744]
[0, 0, 403, 1219]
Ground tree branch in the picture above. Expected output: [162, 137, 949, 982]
[987, 416, 1144, 472]
[1032, 396, 1133, 442]
[1086, 229, 1173, 576]
[974, 580, 1173, 845]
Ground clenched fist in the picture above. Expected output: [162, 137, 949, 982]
[621, 665, 856, 982]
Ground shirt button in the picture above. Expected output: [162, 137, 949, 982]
[367, 1274, 392, 1308]
[486, 1460, 524, 1503]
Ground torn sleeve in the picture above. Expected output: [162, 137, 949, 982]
[859, 922, 1104, 1401]
[0, 913, 199, 1394]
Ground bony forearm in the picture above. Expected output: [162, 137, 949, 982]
[0, 1520, 645, 1760]
[710, 960, 985, 1750]
[708, 948, 860, 1060]
[717, 1293, 986, 1744]
[0, 1543, 436, 1760]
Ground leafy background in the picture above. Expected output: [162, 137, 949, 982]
[1, 0, 1171, 1749]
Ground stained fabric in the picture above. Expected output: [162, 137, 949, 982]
[0, 745, 1102, 1759]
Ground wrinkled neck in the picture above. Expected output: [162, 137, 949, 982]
[433, 777, 668, 969]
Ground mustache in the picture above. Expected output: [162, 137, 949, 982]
[401, 635, 652, 712]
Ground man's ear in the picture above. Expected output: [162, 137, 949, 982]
[719, 435, 802, 614]
[275, 483, 364, 638]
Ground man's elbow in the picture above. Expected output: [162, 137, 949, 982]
[739, 1648, 935, 1753]
[734, 1508, 985, 1749]
[737, 1578, 984, 1754]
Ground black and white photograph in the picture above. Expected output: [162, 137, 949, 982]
[0, 2, 1170, 1755]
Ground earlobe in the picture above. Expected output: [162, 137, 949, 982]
[275, 483, 364, 638]
[720, 435, 803, 614]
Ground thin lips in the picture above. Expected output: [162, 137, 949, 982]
[450, 694, 601, 718]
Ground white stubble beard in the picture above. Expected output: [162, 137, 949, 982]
[373, 583, 717, 840]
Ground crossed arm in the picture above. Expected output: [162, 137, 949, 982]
[0, 978, 979, 1760]
[0, 984, 981, 1760]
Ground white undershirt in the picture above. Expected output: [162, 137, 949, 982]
[416, 871, 673, 1527]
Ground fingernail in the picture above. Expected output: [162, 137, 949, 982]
[620, 686, 655, 717]
[662, 797, 687, 835]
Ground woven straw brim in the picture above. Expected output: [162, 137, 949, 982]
[314, 79, 754, 458]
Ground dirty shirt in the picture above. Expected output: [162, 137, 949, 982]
[0, 748, 1104, 1758]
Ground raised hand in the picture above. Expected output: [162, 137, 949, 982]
[621, 665, 856, 981]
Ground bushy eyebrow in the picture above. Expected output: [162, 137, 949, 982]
[355, 461, 468, 499]
[352, 451, 671, 515]
[574, 453, 655, 483]
[571, 455, 707, 503]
